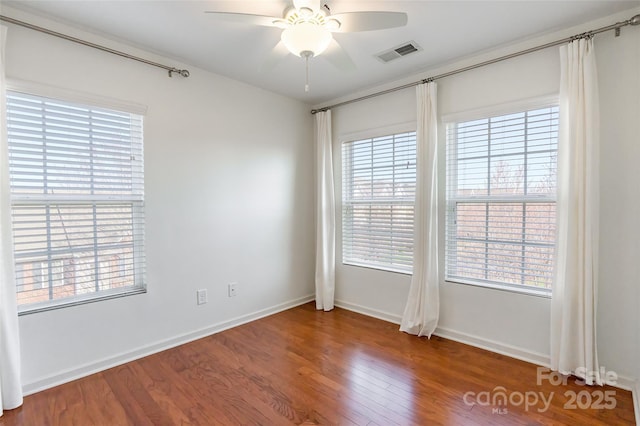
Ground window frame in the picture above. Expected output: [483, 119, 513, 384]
[443, 96, 559, 298]
[6, 81, 148, 314]
[340, 123, 417, 275]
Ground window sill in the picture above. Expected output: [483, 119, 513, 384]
[18, 287, 147, 316]
[444, 278, 551, 299]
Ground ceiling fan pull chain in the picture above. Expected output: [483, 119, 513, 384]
[305, 54, 310, 92]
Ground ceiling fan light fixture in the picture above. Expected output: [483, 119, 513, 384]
[281, 22, 332, 57]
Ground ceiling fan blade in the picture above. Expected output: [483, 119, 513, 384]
[330, 12, 408, 33]
[260, 41, 291, 73]
[204, 12, 280, 27]
[293, 0, 321, 12]
[323, 39, 356, 71]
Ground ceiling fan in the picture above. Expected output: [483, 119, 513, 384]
[205, 0, 408, 92]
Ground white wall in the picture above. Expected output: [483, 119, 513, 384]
[328, 8, 640, 382]
[3, 7, 315, 390]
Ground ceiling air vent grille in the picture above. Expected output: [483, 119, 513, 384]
[375, 41, 422, 63]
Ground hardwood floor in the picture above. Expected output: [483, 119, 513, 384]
[1, 302, 635, 425]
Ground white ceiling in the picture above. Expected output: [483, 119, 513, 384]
[4, 1, 639, 104]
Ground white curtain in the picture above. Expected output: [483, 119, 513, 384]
[551, 38, 602, 385]
[400, 82, 439, 337]
[315, 110, 335, 311]
[0, 25, 24, 415]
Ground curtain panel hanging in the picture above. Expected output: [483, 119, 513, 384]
[315, 110, 336, 311]
[551, 37, 602, 385]
[400, 82, 439, 337]
[0, 24, 24, 416]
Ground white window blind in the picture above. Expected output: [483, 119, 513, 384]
[342, 131, 416, 273]
[7, 90, 146, 312]
[445, 105, 558, 293]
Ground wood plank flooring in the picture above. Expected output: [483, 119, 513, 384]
[1, 302, 635, 425]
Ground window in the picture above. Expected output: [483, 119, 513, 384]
[7, 90, 146, 312]
[342, 131, 416, 273]
[445, 104, 558, 294]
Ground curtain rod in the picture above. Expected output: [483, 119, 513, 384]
[0, 15, 190, 78]
[311, 13, 640, 114]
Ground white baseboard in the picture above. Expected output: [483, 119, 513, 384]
[334, 300, 402, 325]
[22, 294, 315, 396]
[334, 299, 636, 393]
[433, 325, 551, 367]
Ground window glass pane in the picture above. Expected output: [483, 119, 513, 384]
[489, 155, 525, 195]
[457, 157, 488, 196]
[15, 264, 25, 292]
[524, 245, 555, 289]
[455, 203, 486, 241]
[457, 119, 489, 159]
[527, 151, 557, 194]
[450, 240, 486, 281]
[32, 262, 44, 289]
[487, 203, 523, 242]
[525, 202, 555, 239]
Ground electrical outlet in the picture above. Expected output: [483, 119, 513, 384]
[228, 282, 237, 297]
[196, 289, 207, 305]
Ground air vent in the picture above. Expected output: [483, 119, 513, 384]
[375, 41, 422, 63]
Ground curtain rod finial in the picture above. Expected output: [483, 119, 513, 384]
[168, 68, 190, 78]
[630, 15, 640, 26]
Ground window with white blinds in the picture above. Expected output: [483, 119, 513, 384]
[445, 105, 558, 294]
[342, 131, 416, 273]
[6, 90, 146, 312]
